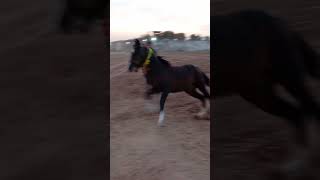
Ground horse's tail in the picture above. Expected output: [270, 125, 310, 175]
[202, 72, 210, 87]
[299, 35, 320, 79]
[193, 66, 210, 86]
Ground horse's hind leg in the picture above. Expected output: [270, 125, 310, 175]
[279, 67, 320, 142]
[281, 75, 320, 157]
[240, 87, 308, 175]
[197, 83, 210, 112]
[240, 88, 306, 146]
[185, 89, 208, 119]
[282, 79, 320, 121]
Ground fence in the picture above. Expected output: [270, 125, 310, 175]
[110, 39, 210, 52]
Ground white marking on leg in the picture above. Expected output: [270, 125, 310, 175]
[158, 111, 165, 127]
[197, 106, 206, 119]
[196, 99, 210, 119]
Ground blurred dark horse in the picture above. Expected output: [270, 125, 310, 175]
[213, 9, 320, 171]
[129, 39, 210, 126]
[58, 0, 107, 33]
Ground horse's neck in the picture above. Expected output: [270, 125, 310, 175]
[145, 56, 168, 79]
[149, 56, 168, 74]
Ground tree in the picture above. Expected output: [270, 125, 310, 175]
[140, 34, 151, 41]
[159, 31, 175, 40]
[174, 33, 186, 40]
[189, 34, 201, 41]
[204, 36, 210, 41]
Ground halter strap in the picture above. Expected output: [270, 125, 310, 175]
[143, 48, 153, 68]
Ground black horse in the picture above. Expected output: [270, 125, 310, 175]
[129, 39, 210, 126]
[213, 9, 320, 169]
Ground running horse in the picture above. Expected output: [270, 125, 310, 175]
[213, 10, 320, 172]
[129, 39, 210, 126]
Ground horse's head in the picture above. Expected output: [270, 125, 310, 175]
[128, 39, 152, 72]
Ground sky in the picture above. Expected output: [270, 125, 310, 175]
[110, 0, 210, 42]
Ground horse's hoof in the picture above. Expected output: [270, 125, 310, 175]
[194, 114, 202, 119]
[195, 112, 209, 120]
[157, 120, 165, 127]
[194, 114, 201, 119]
[158, 123, 165, 127]
[158, 111, 165, 127]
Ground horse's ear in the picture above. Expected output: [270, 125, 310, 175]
[134, 39, 140, 49]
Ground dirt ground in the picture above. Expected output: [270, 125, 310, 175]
[110, 51, 210, 180]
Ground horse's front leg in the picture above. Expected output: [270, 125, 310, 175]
[145, 87, 155, 100]
[158, 91, 169, 127]
[144, 87, 158, 112]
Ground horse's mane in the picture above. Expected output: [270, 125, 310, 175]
[157, 56, 171, 67]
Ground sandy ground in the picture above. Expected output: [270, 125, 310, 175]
[110, 51, 210, 180]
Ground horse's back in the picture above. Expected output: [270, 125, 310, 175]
[212, 10, 285, 62]
[170, 64, 196, 73]
[212, 10, 299, 96]
[164, 65, 200, 92]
